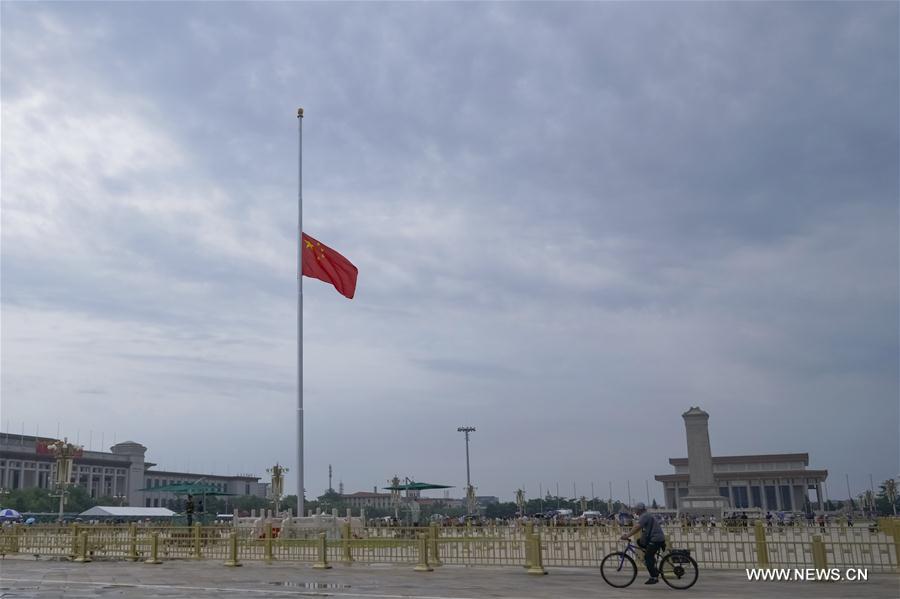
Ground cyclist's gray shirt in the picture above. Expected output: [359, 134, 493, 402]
[638, 512, 665, 543]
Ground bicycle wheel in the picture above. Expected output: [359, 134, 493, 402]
[659, 552, 699, 589]
[600, 551, 637, 588]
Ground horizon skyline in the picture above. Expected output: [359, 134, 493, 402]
[0, 421, 886, 506]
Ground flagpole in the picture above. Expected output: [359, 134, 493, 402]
[297, 107, 305, 518]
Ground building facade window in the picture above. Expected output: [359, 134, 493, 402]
[751, 486, 763, 508]
[779, 485, 792, 510]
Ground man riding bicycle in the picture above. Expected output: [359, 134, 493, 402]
[620, 502, 666, 585]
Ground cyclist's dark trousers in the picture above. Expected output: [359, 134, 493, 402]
[640, 540, 663, 578]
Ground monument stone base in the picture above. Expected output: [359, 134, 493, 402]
[679, 495, 729, 516]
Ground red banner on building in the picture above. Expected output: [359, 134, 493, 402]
[36, 441, 84, 457]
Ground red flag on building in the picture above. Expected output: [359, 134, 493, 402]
[301, 233, 358, 299]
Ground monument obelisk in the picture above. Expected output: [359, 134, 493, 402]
[679, 406, 729, 515]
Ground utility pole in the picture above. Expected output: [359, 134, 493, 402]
[608, 481, 613, 515]
[846, 474, 852, 512]
[457, 427, 476, 515]
[539, 483, 544, 514]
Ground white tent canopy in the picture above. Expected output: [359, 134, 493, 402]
[78, 506, 175, 518]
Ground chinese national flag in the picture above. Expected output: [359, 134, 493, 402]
[302, 233, 358, 299]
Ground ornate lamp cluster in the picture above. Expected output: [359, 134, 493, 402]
[47, 438, 83, 522]
[267, 463, 288, 515]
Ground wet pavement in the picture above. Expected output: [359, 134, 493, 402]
[0, 557, 897, 598]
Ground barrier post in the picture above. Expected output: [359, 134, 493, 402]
[811, 534, 828, 581]
[313, 532, 331, 569]
[73, 531, 92, 563]
[414, 533, 433, 572]
[193, 523, 202, 559]
[891, 521, 900, 573]
[523, 531, 533, 569]
[144, 533, 161, 565]
[224, 532, 242, 567]
[526, 534, 547, 575]
[126, 523, 138, 561]
[754, 521, 769, 567]
[341, 522, 353, 563]
[264, 523, 274, 563]
[69, 523, 79, 559]
[429, 522, 442, 567]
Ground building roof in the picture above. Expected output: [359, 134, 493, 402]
[668, 453, 810, 466]
[341, 492, 391, 498]
[383, 481, 453, 491]
[79, 506, 176, 518]
[144, 469, 261, 481]
[655, 469, 828, 483]
[682, 406, 709, 417]
[138, 483, 235, 495]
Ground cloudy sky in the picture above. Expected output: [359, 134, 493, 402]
[2, 2, 897, 504]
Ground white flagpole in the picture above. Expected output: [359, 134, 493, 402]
[297, 107, 305, 518]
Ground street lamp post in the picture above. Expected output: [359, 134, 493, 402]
[390, 475, 401, 520]
[457, 427, 476, 515]
[267, 463, 288, 516]
[48, 438, 81, 523]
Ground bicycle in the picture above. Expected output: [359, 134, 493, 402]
[600, 540, 699, 589]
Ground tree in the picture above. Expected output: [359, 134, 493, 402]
[877, 479, 899, 516]
[316, 489, 344, 514]
[230, 494, 270, 515]
[6, 488, 55, 512]
[66, 487, 99, 513]
[484, 501, 518, 519]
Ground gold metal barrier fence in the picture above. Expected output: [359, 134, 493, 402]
[0, 521, 896, 572]
[438, 537, 525, 566]
[345, 538, 419, 563]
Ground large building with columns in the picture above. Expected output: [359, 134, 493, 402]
[0, 433, 267, 509]
[655, 453, 828, 512]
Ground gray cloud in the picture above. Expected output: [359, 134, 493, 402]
[2, 2, 896, 502]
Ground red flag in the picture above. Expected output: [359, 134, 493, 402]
[302, 233, 358, 299]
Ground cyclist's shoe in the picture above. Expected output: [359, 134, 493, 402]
[644, 577, 659, 585]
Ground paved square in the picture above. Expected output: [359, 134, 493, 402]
[1, 558, 897, 598]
